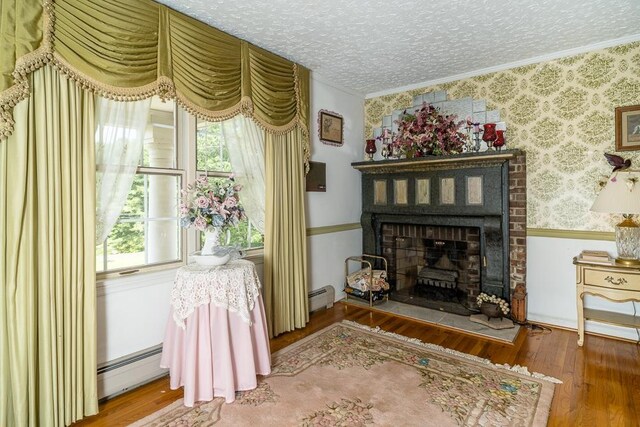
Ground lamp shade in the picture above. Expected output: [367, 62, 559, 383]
[591, 170, 640, 214]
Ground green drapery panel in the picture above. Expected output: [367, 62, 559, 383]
[264, 128, 309, 337]
[0, 0, 46, 136]
[0, 66, 98, 426]
[0, 0, 43, 91]
[0, 0, 310, 167]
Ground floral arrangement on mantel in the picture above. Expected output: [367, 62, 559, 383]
[391, 102, 467, 157]
[476, 292, 510, 316]
[179, 175, 246, 232]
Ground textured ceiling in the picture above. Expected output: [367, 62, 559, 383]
[156, 0, 640, 96]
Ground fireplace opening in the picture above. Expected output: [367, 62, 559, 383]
[381, 224, 481, 316]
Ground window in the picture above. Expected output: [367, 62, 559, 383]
[196, 120, 264, 250]
[97, 99, 184, 274]
[97, 100, 263, 276]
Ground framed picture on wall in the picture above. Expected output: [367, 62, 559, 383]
[318, 110, 343, 146]
[615, 104, 640, 151]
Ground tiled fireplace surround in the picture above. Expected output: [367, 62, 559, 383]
[353, 150, 526, 315]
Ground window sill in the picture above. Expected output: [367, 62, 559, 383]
[97, 250, 264, 296]
[243, 248, 264, 264]
[97, 267, 179, 297]
[97, 259, 184, 282]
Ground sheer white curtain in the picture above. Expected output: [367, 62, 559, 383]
[221, 115, 265, 233]
[95, 97, 151, 244]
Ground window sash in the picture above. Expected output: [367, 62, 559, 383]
[97, 168, 185, 277]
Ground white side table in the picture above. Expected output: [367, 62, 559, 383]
[574, 257, 640, 346]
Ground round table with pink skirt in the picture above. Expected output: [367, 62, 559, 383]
[161, 259, 271, 407]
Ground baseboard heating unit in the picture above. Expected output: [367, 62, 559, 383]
[97, 344, 167, 400]
[308, 285, 335, 313]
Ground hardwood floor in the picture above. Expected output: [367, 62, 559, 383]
[74, 302, 640, 426]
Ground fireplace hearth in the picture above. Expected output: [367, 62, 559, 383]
[353, 151, 526, 317]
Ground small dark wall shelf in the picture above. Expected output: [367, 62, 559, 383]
[306, 161, 326, 192]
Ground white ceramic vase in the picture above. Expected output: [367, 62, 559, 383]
[201, 228, 231, 255]
[201, 228, 222, 255]
[193, 228, 232, 266]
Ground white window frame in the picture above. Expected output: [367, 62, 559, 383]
[97, 107, 264, 280]
[189, 115, 264, 255]
[97, 105, 186, 279]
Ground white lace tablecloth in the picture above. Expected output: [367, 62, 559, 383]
[170, 259, 261, 328]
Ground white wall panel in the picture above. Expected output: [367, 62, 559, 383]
[97, 269, 175, 364]
[527, 236, 638, 341]
[305, 73, 364, 228]
[307, 229, 363, 300]
[304, 73, 366, 295]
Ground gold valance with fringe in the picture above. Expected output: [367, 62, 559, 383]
[0, 0, 310, 162]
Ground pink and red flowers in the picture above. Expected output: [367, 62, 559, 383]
[392, 102, 466, 157]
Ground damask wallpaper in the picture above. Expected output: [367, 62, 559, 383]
[364, 42, 640, 231]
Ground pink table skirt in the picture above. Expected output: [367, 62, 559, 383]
[160, 297, 271, 407]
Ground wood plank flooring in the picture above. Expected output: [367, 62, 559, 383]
[73, 302, 640, 426]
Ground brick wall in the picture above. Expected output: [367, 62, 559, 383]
[508, 153, 527, 299]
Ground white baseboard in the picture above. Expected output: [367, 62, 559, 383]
[97, 344, 168, 400]
[528, 313, 640, 342]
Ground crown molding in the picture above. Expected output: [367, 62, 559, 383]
[365, 34, 640, 99]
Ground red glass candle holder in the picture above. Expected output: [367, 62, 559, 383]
[365, 139, 377, 160]
[482, 123, 497, 149]
[494, 130, 505, 151]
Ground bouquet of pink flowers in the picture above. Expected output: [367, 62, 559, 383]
[179, 175, 246, 232]
[392, 102, 466, 157]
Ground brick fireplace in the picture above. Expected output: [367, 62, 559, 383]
[352, 150, 526, 316]
[383, 224, 481, 315]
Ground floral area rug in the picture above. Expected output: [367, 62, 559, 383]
[131, 320, 559, 426]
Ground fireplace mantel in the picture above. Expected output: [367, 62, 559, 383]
[352, 150, 526, 313]
[352, 151, 518, 173]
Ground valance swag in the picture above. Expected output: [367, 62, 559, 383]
[0, 0, 310, 163]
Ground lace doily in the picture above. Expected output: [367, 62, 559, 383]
[170, 260, 262, 329]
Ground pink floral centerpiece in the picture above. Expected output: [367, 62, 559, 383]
[392, 102, 467, 157]
[180, 175, 246, 256]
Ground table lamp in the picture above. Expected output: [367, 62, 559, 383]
[591, 170, 640, 266]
